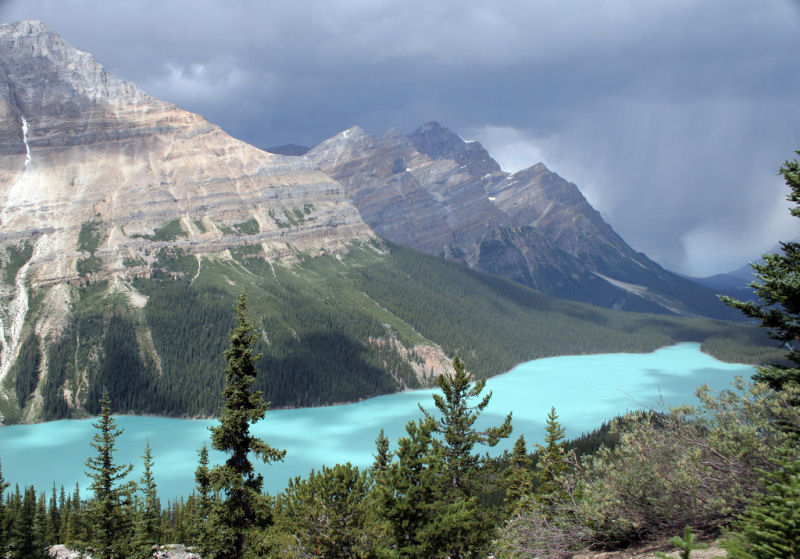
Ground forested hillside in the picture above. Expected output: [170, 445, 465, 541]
[4, 237, 782, 424]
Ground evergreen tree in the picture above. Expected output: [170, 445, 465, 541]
[278, 463, 376, 558]
[34, 491, 49, 555]
[208, 292, 286, 559]
[372, 428, 392, 474]
[193, 444, 213, 554]
[377, 417, 444, 558]
[64, 483, 83, 547]
[533, 407, 570, 512]
[655, 526, 709, 559]
[721, 151, 800, 390]
[421, 356, 512, 495]
[48, 484, 61, 545]
[0, 459, 9, 557]
[85, 390, 134, 559]
[504, 435, 534, 513]
[133, 440, 161, 558]
[723, 446, 800, 559]
[419, 356, 512, 558]
[11, 486, 37, 559]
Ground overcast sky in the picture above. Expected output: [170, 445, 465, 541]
[2, 0, 799, 276]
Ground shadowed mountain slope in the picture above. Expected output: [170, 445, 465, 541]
[307, 122, 739, 319]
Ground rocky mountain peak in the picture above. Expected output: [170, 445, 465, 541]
[309, 122, 738, 319]
[0, 20, 159, 113]
[0, 21, 373, 288]
[408, 121, 501, 177]
[305, 125, 377, 170]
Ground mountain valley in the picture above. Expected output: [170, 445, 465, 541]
[0, 20, 775, 424]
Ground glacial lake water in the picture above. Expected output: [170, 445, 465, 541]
[0, 343, 754, 501]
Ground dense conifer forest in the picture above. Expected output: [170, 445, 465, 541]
[18, 236, 783, 423]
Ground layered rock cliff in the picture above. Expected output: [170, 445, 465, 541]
[0, 20, 371, 281]
[0, 21, 389, 422]
[307, 122, 737, 319]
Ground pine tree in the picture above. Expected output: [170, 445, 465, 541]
[0, 459, 9, 557]
[372, 428, 392, 474]
[48, 484, 61, 545]
[85, 390, 134, 559]
[34, 491, 49, 555]
[11, 486, 37, 559]
[504, 435, 534, 513]
[723, 446, 800, 559]
[533, 407, 570, 512]
[419, 356, 512, 558]
[376, 417, 444, 558]
[193, 444, 213, 554]
[64, 483, 83, 547]
[278, 463, 375, 558]
[421, 356, 512, 494]
[133, 440, 161, 558]
[721, 151, 800, 390]
[208, 292, 285, 559]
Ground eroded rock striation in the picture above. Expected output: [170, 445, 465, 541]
[308, 122, 737, 318]
[0, 21, 391, 422]
[0, 21, 372, 286]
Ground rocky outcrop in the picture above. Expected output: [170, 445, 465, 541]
[308, 122, 737, 319]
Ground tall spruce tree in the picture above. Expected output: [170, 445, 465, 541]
[133, 440, 161, 558]
[11, 486, 37, 559]
[34, 491, 49, 556]
[372, 428, 392, 474]
[48, 484, 61, 545]
[421, 356, 512, 494]
[419, 356, 513, 558]
[0, 459, 8, 557]
[721, 151, 800, 390]
[208, 292, 285, 559]
[504, 435, 534, 513]
[85, 390, 134, 559]
[377, 417, 444, 558]
[64, 483, 84, 548]
[193, 444, 213, 555]
[533, 407, 570, 513]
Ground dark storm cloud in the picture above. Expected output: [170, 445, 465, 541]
[2, 0, 799, 275]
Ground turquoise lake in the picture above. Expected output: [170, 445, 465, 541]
[0, 343, 754, 501]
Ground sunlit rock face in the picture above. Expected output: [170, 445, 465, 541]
[0, 20, 373, 288]
[308, 121, 736, 319]
[0, 21, 377, 421]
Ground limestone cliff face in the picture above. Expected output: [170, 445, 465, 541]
[0, 20, 372, 288]
[308, 122, 736, 319]
[0, 21, 379, 421]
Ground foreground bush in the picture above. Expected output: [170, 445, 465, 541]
[493, 380, 800, 556]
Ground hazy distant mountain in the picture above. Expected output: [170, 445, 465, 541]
[307, 122, 739, 320]
[689, 254, 764, 302]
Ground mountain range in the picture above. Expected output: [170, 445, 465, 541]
[305, 123, 739, 319]
[0, 21, 768, 423]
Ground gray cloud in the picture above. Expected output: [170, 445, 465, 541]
[2, 0, 799, 275]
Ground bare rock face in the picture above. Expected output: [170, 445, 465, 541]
[0, 21, 375, 417]
[0, 20, 372, 287]
[308, 122, 736, 319]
